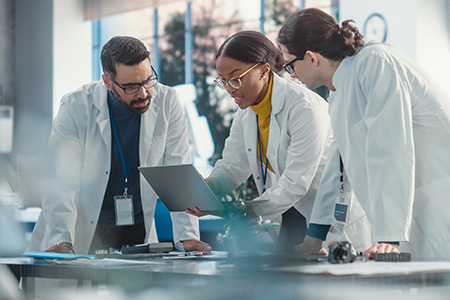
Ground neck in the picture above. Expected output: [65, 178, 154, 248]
[255, 73, 271, 105]
[325, 59, 342, 92]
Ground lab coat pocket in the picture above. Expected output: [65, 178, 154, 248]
[413, 176, 450, 252]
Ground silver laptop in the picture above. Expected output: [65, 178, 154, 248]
[138, 164, 224, 212]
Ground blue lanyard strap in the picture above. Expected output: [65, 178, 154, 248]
[256, 114, 269, 193]
[108, 103, 140, 196]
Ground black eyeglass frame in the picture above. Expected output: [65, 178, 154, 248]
[283, 55, 304, 74]
[107, 66, 159, 95]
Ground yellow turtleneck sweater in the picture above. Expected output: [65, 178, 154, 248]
[250, 75, 274, 173]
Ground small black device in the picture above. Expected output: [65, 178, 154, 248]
[327, 241, 356, 264]
[374, 252, 412, 262]
[121, 242, 174, 254]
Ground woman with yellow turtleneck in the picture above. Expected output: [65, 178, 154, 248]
[186, 31, 333, 251]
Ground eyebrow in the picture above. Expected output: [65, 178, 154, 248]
[217, 68, 244, 79]
[122, 75, 153, 87]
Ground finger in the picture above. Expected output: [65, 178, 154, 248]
[199, 242, 212, 251]
[385, 244, 400, 253]
[363, 245, 378, 258]
[377, 243, 388, 254]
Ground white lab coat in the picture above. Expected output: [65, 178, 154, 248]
[210, 73, 331, 225]
[311, 42, 450, 259]
[29, 81, 200, 254]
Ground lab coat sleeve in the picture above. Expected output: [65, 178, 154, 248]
[309, 139, 340, 225]
[358, 53, 415, 242]
[209, 111, 253, 193]
[41, 99, 82, 248]
[163, 90, 201, 246]
[253, 100, 332, 221]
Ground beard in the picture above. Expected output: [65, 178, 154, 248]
[110, 87, 151, 114]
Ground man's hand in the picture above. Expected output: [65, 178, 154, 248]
[45, 242, 73, 253]
[182, 239, 212, 252]
[185, 207, 208, 217]
[293, 235, 328, 256]
[364, 243, 399, 259]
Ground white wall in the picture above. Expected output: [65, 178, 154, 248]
[53, 0, 93, 118]
[339, 0, 450, 95]
[416, 0, 450, 93]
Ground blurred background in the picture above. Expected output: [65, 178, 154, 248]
[0, 0, 449, 249]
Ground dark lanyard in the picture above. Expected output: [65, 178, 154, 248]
[339, 155, 344, 191]
[256, 114, 269, 193]
[108, 103, 140, 196]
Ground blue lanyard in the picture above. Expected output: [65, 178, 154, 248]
[256, 114, 269, 193]
[108, 103, 140, 196]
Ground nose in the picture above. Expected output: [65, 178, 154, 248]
[224, 84, 237, 94]
[136, 85, 150, 98]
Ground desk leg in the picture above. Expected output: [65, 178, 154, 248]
[22, 277, 35, 298]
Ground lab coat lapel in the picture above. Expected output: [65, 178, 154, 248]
[266, 74, 284, 175]
[243, 109, 261, 190]
[140, 97, 159, 165]
[93, 82, 112, 157]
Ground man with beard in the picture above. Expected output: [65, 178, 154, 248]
[29, 36, 211, 255]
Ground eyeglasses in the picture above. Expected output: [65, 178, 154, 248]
[108, 66, 159, 94]
[283, 56, 304, 74]
[214, 63, 260, 90]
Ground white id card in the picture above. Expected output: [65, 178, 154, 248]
[334, 190, 350, 223]
[114, 195, 135, 226]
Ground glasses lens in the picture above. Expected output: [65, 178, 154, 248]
[214, 79, 226, 90]
[143, 78, 158, 89]
[229, 77, 242, 89]
[284, 65, 294, 74]
[124, 85, 140, 94]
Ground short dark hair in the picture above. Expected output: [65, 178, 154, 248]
[100, 36, 150, 76]
[278, 8, 364, 61]
[215, 30, 284, 73]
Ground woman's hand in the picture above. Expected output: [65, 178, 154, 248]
[185, 207, 208, 217]
[363, 243, 399, 259]
[293, 235, 328, 256]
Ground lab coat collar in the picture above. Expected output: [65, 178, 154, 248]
[140, 85, 160, 164]
[265, 73, 286, 175]
[90, 80, 160, 165]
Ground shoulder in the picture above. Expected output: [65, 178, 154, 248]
[153, 83, 178, 101]
[61, 81, 106, 108]
[272, 74, 328, 110]
[351, 42, 399, 68]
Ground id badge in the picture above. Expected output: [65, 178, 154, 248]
[114, 195, 135, 226]
[334, 190, 350, 223]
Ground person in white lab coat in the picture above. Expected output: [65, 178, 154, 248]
[187, 30, 336, 251]
[29, 36, 210, 255]
[278, 8, 450, 260]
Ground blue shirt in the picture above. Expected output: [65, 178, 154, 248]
[97, 91, 144, 228]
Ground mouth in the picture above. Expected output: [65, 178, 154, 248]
[232, 95, 243, 105]
[132, 99, 150, 108]
[134, 100, 149, 107]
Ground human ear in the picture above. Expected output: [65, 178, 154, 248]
[260, 63, 271, 79]
[305, 50, 320, 67]
[102, 74, 113, 90]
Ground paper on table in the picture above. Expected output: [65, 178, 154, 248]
[52, 258, 166, 266]
[278, 260, 450, 276]
[22, 251, 94, 260]
[163, 251, 228, 260]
